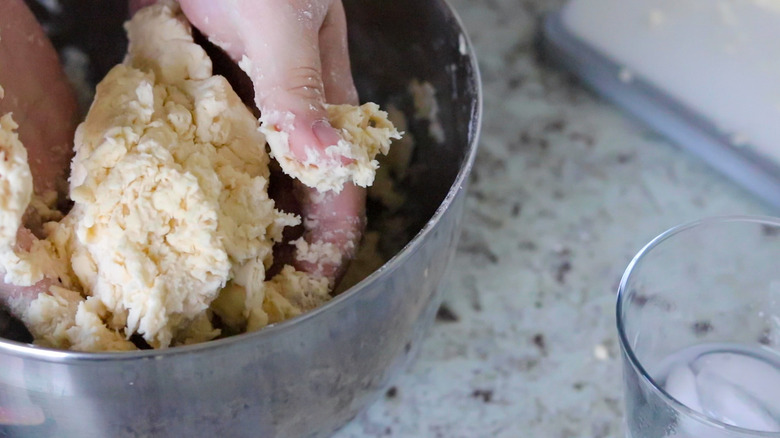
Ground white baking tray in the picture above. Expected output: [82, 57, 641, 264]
[542, 5, 780, 210]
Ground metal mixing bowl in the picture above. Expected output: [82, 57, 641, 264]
[0, 0, 481, 436]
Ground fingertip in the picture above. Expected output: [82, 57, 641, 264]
[15, 227, 36, 251]
[308, 119, 354, 166]
[281, 116, 353, 166]
[311, 119, 341, 148]
[291, 181, 366, 287]
[319, 1, 358, 105]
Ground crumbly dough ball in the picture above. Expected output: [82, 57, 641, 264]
[0, 113, 32, 247]
[58, 2, 297, 348]
[0, 114, 34, 271]
[123, 1, 213, 84]
[0, 114, 69, 288]
[368, 104, 415, 211]
[0, 2, 399, 351]
[211, 264, 329, 333]
[262, 265, 330, 321]
[25, 289, 135, 351]
[409, 79, 444, 143]
[261, 103, 401, 193]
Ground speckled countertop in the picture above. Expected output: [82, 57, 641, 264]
[335, 0, 772, 437]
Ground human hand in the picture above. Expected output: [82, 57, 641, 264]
[0, 0, 77, 204]
[0, 0, 76, 318]
[130, 0, 365, 285]
[0, 2, 76, 426]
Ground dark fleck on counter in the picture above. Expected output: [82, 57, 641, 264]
[511, 202, 522, 217]
[385, 387, 398, 399]
[471, 389, 493, 403]
[543, 118, 565, 133]
[616, 152, 634, 164]
[555, 261, 572, 284]
[762, 224, 780, 236]
[532, 333, 547, 355]
[518, 241, 537, 251]
[436, 304, 460, 323]
[633, 294, 649, 307]
[569, 131, 595, 147]
[692, 321, 713, 337]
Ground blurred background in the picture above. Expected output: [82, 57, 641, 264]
[335, 0, 772, 436]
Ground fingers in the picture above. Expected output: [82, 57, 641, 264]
[303, 1, 364, 287]
[176, 0, 366, 286]
[295, 182, 365, 285]
[319, 1, 358, 106]
[0, 1, 69, 335]
[0, 279, 54, 322]
[0, 0, 76, 200]
[297, 2, 364, 287]
[236, 0, 342, 164]
[178, 0, 246, 58]
[0, 228, 54, 319]
[179, 0, 359, 163]
[187, 0, 343, 163]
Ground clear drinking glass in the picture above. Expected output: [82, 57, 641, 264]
[618, 216, 780, 438]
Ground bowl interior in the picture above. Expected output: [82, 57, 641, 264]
[0, 2, 480, 436]
[347, 0, 479, 236]
[0, 0, 481, 347]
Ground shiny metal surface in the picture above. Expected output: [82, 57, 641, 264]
[0, 0, 481, 436]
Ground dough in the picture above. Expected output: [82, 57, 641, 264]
[409, 79, 444, 144]
[0, 113, 34, 262]
[260, 103, 402, 193]
[0, 2, 398, 351]
[0, 113, 65, 289]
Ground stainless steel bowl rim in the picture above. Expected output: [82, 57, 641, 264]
[0, 0, 483, 363]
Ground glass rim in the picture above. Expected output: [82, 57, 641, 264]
[616, 215, 780, 437]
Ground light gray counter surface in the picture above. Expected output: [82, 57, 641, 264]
[335, 0, 772, 437]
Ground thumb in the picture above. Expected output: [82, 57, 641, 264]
[239, 1, 343, 164]
[179, 0, 351, 187]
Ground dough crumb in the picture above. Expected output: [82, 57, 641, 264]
[0, 114, 32, 252]
[24, 287, 136, 351]
[261, 103, 402, 193]
[369, 104, 415, 211]
[409, 79, 445, 144]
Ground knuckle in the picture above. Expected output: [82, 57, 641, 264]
[282, 66, 326, 103]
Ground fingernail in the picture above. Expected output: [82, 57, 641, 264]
[312, 120, 341, 148]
